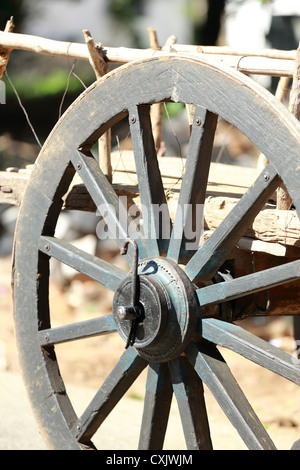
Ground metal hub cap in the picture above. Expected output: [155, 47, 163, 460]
[113, 258, 197, 362]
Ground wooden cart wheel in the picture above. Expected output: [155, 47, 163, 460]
[13, 55, 300, 450]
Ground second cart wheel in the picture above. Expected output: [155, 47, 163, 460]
[13, 55, 300, 450]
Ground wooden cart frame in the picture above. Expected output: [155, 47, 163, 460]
[1, 21, 300, 450]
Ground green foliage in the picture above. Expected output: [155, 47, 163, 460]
[4, 69, 89, 101]
[163, 103, 185, 119]
[107, 0, 144, 22]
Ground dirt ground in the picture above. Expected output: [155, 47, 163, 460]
[1, 253, 300, 450]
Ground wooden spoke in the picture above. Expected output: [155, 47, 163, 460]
[129, 105, 171, 257]
[169, 356, 213, 450]
[199, 318, 300, 384]
[186, 342, 276, 450]
[196, 259, 300, 306]
[72, 348, 147, 444]
[168, 107, 217, 263]
[39, 236, 127, 290]
[71, 150, 148, 262]
[39, 315, 116, 347]
[138, 362, 173, 450]
[185, 162, 281, 282]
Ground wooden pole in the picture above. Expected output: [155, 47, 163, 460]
[0, 30, 297, 77]
[276, 43, 300, 210]
[0, 17, 15, 81]
[168, 44, 297, 60]
[257, 76, 290, 173]
[148, 28, 164, 155]
[83, 30, 112, 183]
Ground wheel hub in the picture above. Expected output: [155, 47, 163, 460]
[113, 257, 197, 362]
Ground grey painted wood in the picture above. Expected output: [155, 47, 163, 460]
[39, 315, 116, 346]
[169, 356, 212, 450]
[73, 348, 147, 443]
[39, 235, 126, 291]
[197, 259, 300, 307]
[167, 106, 217, 263]
[138, 362, 173, 450]
[200, 318, 300, 384]
[186, 342, 276, 450]
[129, 104, 171, 257]
[185, 162, 281, 282]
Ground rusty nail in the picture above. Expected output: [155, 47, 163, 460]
[45, 244, 50, 251]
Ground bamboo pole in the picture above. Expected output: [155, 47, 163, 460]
[0, 17, 15, 80]
[168, 44, 297, 60]
[0, 30, 296, 77]
[83, 29, 112, 183]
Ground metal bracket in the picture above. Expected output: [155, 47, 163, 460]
[117, 238, 143, 348]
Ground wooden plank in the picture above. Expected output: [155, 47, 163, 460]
[2, 154, 300, 253]
[0, 170, 29, 205]
[204, 196, 300, 248]
[1, 152, 257, 206]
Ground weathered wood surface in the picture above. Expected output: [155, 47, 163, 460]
[2, 151, 300, 256]
[83, 29, 112, 183]
[204, 196, 300, 248]
[276, 43, 300, 210]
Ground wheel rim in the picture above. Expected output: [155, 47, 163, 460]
[13, 55, 300, 450]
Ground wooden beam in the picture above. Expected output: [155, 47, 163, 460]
[257, 76, 290, 173]
[0, 31, 296, 76]
[83, 30, 112, 183]
[3, 157, 300, 253]
[203, 196, 300, 249]
[277, 43, 300, 210]
[0, 17, 15, 80]
[148, 28, 164, 155]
